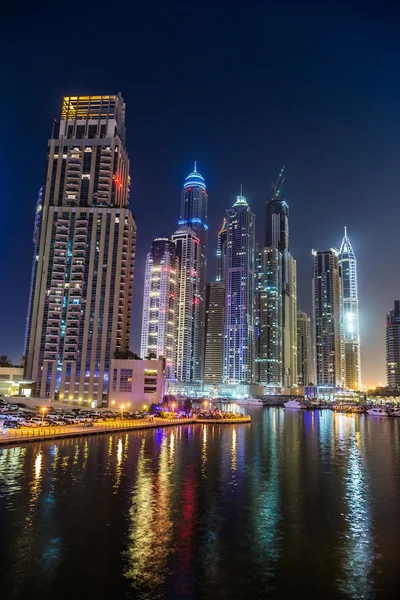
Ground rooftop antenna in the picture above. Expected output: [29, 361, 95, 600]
[240, 183, 243, 196]
[344, 225, 347, 238]
[194, 160, 197, 171]
[272, 165, 285, 199]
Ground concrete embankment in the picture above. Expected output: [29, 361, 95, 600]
[0, 416, 251, 447]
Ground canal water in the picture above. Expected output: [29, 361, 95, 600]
[0, 408, 400, 600]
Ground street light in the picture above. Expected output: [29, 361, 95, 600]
[120, 405, 124, 420]
[41, 407, 47, 426]
[171, 402, 175, 412]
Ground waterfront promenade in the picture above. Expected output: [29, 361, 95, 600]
[0, 415, 251, 446]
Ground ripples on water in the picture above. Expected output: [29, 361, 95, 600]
[0, 410, 400, 600]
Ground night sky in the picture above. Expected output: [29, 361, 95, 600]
[1, 0, 399, 386]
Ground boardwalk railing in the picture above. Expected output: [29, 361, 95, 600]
[0, 416, 249, 445]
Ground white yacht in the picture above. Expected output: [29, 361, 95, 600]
[235, 397, 262, 406]
[284, 400, 305, 410]
[389, 407, 400, 418]
[367, 406, 389, 417]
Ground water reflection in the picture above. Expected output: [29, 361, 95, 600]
[125, 432, 174, 598]
[0, 413, 399, 600]
[337, 421, 374, 599]
[230, 426, 237, 486]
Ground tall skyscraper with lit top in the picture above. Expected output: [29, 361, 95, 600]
[24, 95, 136, 406]
[265, 169, 297, 387]
[141, 238, 178, 379]
[224, 193, 255, 384]
[338, 227, 361, 390]
[173, 164, 208, 383]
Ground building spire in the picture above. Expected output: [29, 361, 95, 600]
[344, 225, 347, 238]
[194, 160, 197, 172]
[240, 183, 243, 196]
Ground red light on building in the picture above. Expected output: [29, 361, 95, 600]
[193, 298, 199, 305]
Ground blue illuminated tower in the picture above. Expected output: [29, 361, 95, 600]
[175, 163, 208, 383]
[338, 227, 361, 389]
[223, 192, 256, 384]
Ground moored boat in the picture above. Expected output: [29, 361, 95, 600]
[389, 407, 400, 418]
[367, 406, 389, 417]
[284, 400, 306, 410]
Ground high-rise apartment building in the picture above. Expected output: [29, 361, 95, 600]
[172, 227, 202, 383]
[175, 164, 208, 383]
[386, 300, 400, 388]
[265, 175, 297, 387]
[141, 238, 178, 379]
[203, 282, 225, 384]
[223, 194, 255, 384]
[24, 95, 136, 406]
[255, 247, 283, 387]
[297, 310, 312, 386]
[338, 228, 361, 390]
[216, 218, 227, 282]
[312, 249, 342, 388]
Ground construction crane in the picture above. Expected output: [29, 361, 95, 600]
[271, 165, 285, 199]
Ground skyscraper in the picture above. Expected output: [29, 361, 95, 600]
[216, 218, 227, 282]
[338, 227, 361, 390]
[24, 95, 136, 406]
[176, 164, 208, 382]
[255, 247, 283, 387]
[265, 170, 297, 387]
[223, 193, 255, 384]
[203, 282, 225, 384]
[297, 310, 312, 386]
[141, 238, 178, 379]
[386, 300, 400, 388]
[172, 226, 202, 383]
[312, 249, 342, 389]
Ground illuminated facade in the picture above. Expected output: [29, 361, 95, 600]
[265, 186, 297, 387]
[223, 194, 255, 384]
[338, 228, 361, 390]
[216, 218, 227, 282]
[297, 310, 312, 386]
[172, 227, 202, 383]
[204, 282, 225, 384]
[386, 300, 400, 388]
[174, 164, 208, 383]
[312, 248, 342, 388]
[255, 247, 283, 387]
[24, 95, 136, 406]
[140, 238, 178, 379]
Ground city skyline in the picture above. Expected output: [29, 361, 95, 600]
[2, 2, 400, 388]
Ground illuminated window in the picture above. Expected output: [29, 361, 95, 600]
[119, 369, 133, 392]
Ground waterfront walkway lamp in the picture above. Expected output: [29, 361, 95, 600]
[120, 405, 124, 420]
[41, 407, 47, 425]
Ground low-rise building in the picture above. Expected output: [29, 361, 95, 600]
[0, 367, 33, 397]
[108, 358, 166, 410]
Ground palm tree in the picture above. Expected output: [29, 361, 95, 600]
[0, 355, 12, 367]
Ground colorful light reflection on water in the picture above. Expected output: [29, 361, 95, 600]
[0, 411, 400, 599]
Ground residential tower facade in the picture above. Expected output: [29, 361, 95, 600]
[223, 194, 255, 384]
[24, 95, 136, 406]
[338, 227, 361, 390]
[386, 300, 400, 388]
[140, 238, 178, 379]
[312, 248, 342, 389]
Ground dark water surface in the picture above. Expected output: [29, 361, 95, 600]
[1, 409, 400, 600]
